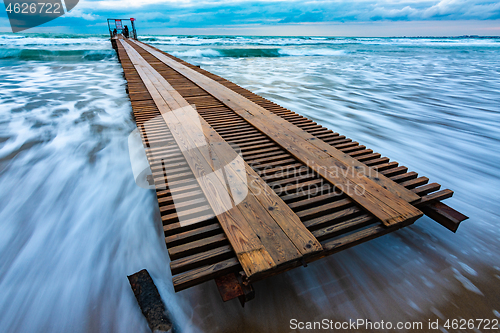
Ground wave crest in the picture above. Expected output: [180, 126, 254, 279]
[0, 49, 116, 61]
[170, 48, 347, 58]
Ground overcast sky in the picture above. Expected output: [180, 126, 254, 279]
[1, 0, 500, 36]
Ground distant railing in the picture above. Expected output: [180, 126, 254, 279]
[107, 18, 137, 39]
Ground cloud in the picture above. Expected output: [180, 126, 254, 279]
[368, 5, 419, 20]
[423, 0, 465, 18]
[63, 8, 100, 21]
[280, 10, 325, 23]
[3, 0, 500, 33]
[80, 0, 500, 26]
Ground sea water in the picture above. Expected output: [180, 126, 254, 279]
[0, 34, 499, 332]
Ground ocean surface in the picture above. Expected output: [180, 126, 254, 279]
[0, 33, 499, 332]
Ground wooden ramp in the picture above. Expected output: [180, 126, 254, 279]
[113, 37, 468, 297]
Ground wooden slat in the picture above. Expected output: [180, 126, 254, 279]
[168, 233, 228, 260]
[414, 189, 454, 207]
[170, 245, 235, 275]
[172, 258, 241, 292]
[130, 39, 423, 228]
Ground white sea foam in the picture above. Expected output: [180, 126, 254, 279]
[167, 47, 347, 58]
[138, 35, 500, 48]
[0, 44, 195, 333]
[278, 48, 346, 56]
[170, 48, 221, 57]
[0, 35, 111, 52]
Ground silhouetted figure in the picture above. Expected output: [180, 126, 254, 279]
[123, 25, 129, 38]
[113, 28, 117, 36]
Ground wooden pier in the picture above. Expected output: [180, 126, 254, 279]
[112, 35, 468, 302]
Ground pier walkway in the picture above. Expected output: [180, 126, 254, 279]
[112, 36, 467, 299]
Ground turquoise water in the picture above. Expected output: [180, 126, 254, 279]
[0, 33, 499, 332]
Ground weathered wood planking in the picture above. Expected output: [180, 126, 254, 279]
[120, 40, 321, 280]
[114, 37, 467, 294]
[129, 39, 423, 227]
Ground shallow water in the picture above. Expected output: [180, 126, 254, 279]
[0, 34, 499, 332]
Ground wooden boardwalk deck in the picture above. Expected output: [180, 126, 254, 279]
[113, 36, 468, 297]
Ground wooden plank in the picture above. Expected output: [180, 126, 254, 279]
[170, 245, 235, 275]
[412, 183, 441, 196]
[319, 224, 397, 256]
[172, 258, 241, 292]
[130, 39, 423, 227]
[120, 40, 322, 281]
[127, 270, 173, 333]
[168, 234, 228, 260]
[414, 189, 454, 207]
[165, 223, 222, 247]
[163, 216, 217, 236]
[303, 206, 362, 230]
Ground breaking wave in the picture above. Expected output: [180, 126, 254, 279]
[0, 49, 116, 61]
[0, 34, 113, 62]
[170, 47, 347, 58]
[138, 35, 500, 47]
